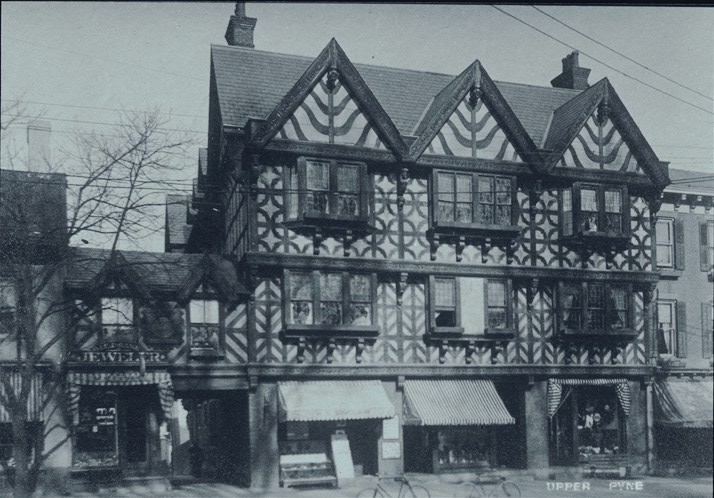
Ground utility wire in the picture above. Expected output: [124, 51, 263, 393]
[490, 5, 714, 116]
[0, 98, 208, 120]
[530, 6, 713, 102]
[1, 113, 206, 135]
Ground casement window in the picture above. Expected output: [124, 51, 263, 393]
[286, 158, 369, 224]
[189, 299, 220, 325]
[0, 280, 16, 336]
[428, 276, 513, 335]
[701, 221, 714, 273]
[101, 297, 133, 326]
[656, 218, 685, 270]
[284, 271, 377, 331]
[559, 282, 633, 335]
[432, 171, 517, 228]
[561, 184, 630, 239]
[703, 302, 713, 359]
[656, 300, 687, 357]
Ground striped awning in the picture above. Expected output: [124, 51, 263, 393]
[0, 370, 45, 422]
[403, 380, 515, 426]
[548, 379, 631, 417]
[654, 378, 713, 429]
[278, 381, 394, 422]
[67, 371, 174, 424]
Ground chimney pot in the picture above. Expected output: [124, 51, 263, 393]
[551, 51, 591, 91]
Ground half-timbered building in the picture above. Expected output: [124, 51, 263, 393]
[173, 4, 672, 487]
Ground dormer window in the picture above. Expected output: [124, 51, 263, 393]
[286, 158, 370, 228]
[101, 297, 133, 327]
[561, 184, 630, 246]
[190, 299, 220, 326]
[189, 299, 222, 357]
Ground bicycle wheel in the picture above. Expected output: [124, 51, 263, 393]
[453, 482, 483, 498]
[356, 487, 386, 498]
[497, 481, 521, 498]
[408, 483, 431, 498]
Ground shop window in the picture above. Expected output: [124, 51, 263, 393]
[428, 276, 513, 336]
[576, 387, 625, 460]
[561, 184, 630, 246]
[286, 158, 370, 229]
[284, 271, 378, 335]
[75, 388, 118, 466]
[430, 170, 519, 239]
[0, 279, 16, 337]
[701, 221, 714, 275]
[559, 282, 634, 336]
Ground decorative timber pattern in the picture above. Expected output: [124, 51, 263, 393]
[558, 114, 642, 173]
[277, 74, 387, 149]
[225, 304, 248, 364]
[425, 96, 523, 161]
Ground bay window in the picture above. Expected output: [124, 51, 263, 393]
[284, 270, 378, 334]
[559, 282, 634, 336]
[561, 184, 629, 242]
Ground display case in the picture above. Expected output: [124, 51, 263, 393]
[279, 440, 337, 488]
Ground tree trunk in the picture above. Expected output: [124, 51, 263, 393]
[12, 416, 32, 498]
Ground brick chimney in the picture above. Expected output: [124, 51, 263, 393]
[225, 2, 257, 48]
[551, 51, 591, 91]
[27, 120, 52, 172]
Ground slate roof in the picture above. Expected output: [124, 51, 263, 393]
[211, 45, 580, 146]
[64, 247, 247, 297]
[666, 168, 714, 194]
[165, 194, 192, 250]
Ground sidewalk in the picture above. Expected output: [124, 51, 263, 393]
[45, 473, 714, 498]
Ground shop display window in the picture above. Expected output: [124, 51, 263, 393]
[576, 387, 623, 459]
[434, 427, 494, 471]
[74, 388, 118, 467]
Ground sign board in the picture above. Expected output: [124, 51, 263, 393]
[381, 440, 401, 460]
[67, 350, 167, 364]
[382, 416, 399, 440]
[330, 432, 354, 486]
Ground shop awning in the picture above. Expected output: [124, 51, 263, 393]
[403, 379, 514, 426]
[0, 370, 45, 422]
[278, 380, 394, 422]
[654, 378, 713, 429]
[67, 371, 174, 424]
[548, 378, 631, 417]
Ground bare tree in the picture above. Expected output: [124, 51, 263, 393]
[0, 100, 193, 498]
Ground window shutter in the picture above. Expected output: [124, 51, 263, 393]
[703, 303, 713, 359]
[674, 219, 686, 270]
[700, 222, 710, 271]
[676, 301, 687, 358]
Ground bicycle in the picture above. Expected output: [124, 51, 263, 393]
[453, 475, 521, 498]
[357, 475, 431, 498]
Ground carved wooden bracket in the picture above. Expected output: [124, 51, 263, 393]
[490, 343, 504, 364]
[673, 194, 686, 211]
[396, 375, 406, 391]
[611, 345, 623, 364]
[526, 278, 540, 311]
[297, 337, 306, 364]
[465, 340, 476, 364]
[397, 272, 409, 307]
[248, 265, 259, 303]
[313, 228, 323, 256]
[249, 375, 259, 390]
[468, 85, 482, 109]
[529, 180, 543, 216]
[430, 233, 440, 261]
[643, 282, 658, 305]
[326, 337, 336, 364]
[397, 167, 409, 212]
[481, 238, 491, 264]
[565, 343, 578, 364]
[249, 153, 261, 199]
[326, 64, 339, 92]
[343, 229, 353, 257]
[589, 345, 601, 365]
[356, 338, 366, 364]
[456, 236, 466, 262]
[439, 340, 449, 364]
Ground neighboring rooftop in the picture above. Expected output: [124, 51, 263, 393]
[666, 167, 714, 195]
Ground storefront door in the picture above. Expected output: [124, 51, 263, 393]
[120, 387, 155, 474]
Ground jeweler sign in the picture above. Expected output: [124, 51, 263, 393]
[68, 350, 167, 364]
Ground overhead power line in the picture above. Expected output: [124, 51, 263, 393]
[531, 6, 713, 102]
[0, 98, 208, 120]
[1, 113, 206, 135]
[490, 5, 714, 116]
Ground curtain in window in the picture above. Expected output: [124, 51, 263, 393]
[349, 275, 371, 325]
[320, 273, 342, 325]
[337, 164, 360, 216]
[306, 161, 330, 214]
[438, 172, 455, 221]
[604, 190, 622, 232]
[290, 273, 313, 325]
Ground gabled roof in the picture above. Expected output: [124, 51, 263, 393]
[406, 60, 542, 168]
[544, 78, 669, 186]
[65, 248, 248, 301]
[247, 39, 408, 158]
[210, 44, 579, 151]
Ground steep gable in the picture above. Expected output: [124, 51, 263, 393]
[249, 39, 407, 158]
[408, 61, 541, 168]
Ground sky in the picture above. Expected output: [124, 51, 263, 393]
[1, 3, 713, 252]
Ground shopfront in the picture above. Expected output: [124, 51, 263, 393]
[548, 379, 630, 467]
[276, 380, 395, 487]
[402, 379, 515, 473]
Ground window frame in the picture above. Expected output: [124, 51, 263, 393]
[100, 296, 134, 327]
[656, 300, 678, 356]
[560, 183, 631, 243]
[428, 276, 514, 336]
[283, 270, 379, 337]
[558, 281, 635, 337]
[0, 279, 16, 337]
[286, 157, 371, 227]
[655, 218, 675, 270]
[430, 169, 519, 234]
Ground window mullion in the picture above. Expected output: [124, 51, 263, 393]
[582, 282, 589, 334]
[342, 272, 350, 326]
[312, 271, 321, 324]
[330, 160, 338, 215]
[472, 173, 479, 224]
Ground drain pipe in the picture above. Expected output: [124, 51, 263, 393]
[645, 379, 655, 474]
